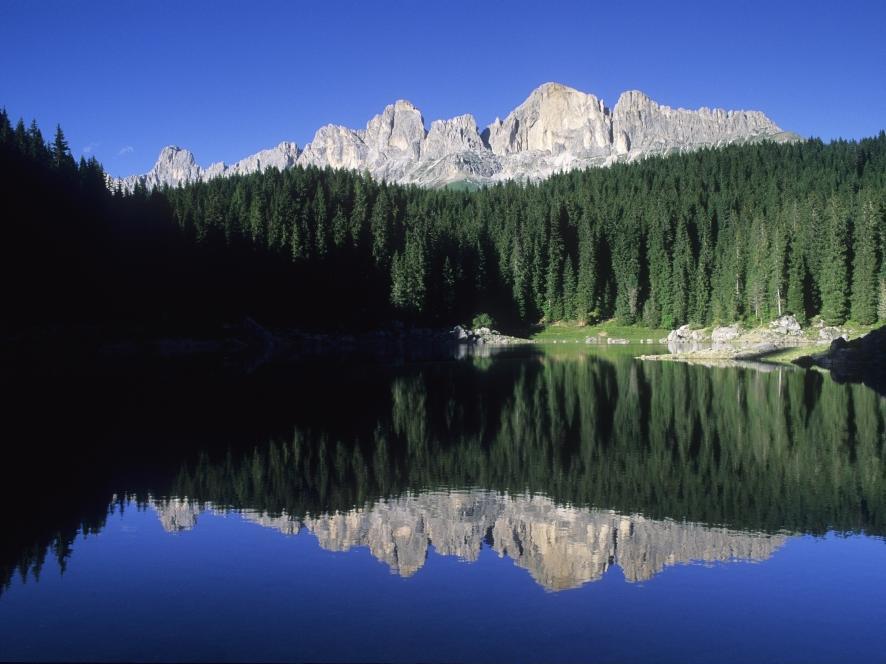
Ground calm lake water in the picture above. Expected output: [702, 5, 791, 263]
[2, 346, 885, 663]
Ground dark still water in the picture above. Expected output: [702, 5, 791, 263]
[2, 347, 885, 663]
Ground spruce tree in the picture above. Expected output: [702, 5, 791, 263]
[13, 119, 28, 153]
[248, 196, 263, 243]
[441, 256, 456, 318]
[544, 211, 564, 322]
[29, 120, 48, 164]
[691, 223, 713, 325]
[575, 216, 597, 323]
[349, 181, 368, 247]
[0, 109, 11, 145]
[878, 270, 886, 323]
[331, 205, 348, 248]
[850, 198, 880, 324]
[746, 216, 771, 324]
[370, 188, 392, 266]
[646, 213, 672, 327]
[670, 217, 693, 325]
[562, 256, 577, 321]
[820, 197, 851, 324]
[313, 187, 328, 257]
[51, 124, 75, 173]
[785, 238, 808, 324]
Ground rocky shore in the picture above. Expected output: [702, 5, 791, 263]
[794, 325, 886, 395]
[639, 315, 858, 364]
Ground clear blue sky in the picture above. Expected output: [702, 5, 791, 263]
[2, 0, 884, 177]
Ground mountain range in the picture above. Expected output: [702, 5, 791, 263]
[118, 82, 797, 191]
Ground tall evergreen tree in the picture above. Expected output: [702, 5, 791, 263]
[574, 215, 597, 323]
[820, 197, 851, 324]
[786, 238, 808, 323]
[51, 124, 75, 173]
[670, 217, 693, 325]
[543, 211, 564, 321]
[370, 188, 392, 267]
[562, 255, 577, 320]
[850, 197, 881, 324]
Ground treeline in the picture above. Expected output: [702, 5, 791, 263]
[161, 132, 886, 328]
[3, 108, 886, 329]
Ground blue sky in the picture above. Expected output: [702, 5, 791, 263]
[2, 0, 884, 177]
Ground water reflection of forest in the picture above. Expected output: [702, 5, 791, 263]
[3, 351, 884, 594]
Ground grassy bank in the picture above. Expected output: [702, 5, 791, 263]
[530, 321, 670, 344]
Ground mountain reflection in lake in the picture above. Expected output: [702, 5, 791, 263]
[151, 491, 786, 590]
[1, 346, 885, 663]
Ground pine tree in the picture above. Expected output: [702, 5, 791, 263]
[670, 217, 693, 325]
[646, 213, 672, 327]
[390, 230, 426, 314]
[769, 221, 788, 319]
[511, 230, 530, 320]
[544, 211, 564, 322]
[331, 205, 348, 248]
[575, 215, 597, 323]
[248, 196, 263, 243]
[51, 124, 75, 174]
[820, 197, 851, 324]
[441, 256, 456, 317]
[370, 189, 392, 266]
[562, 256, 577, 321]
[786, 238, 808, 324]
[13, 119, 28, 153]
[313, 186, 328, 257]
[29, 120, 47, 164]
[691, 221, 713, 325]
[0, 108, 11, 145]
[289, 198, 306, 260]
[878, 271, 886, 323]
[850, 198, 880, 324]
[349, 180, 368, 248]
[746, 215, 771, 324]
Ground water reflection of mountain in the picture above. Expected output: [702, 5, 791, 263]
[152, 492, 786, 590]
[3, 348, 884, 594]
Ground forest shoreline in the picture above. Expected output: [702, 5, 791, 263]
[0, 319, 535, 377]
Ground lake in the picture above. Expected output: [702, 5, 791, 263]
[1, 346, 885, 663]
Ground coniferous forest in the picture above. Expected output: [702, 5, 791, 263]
[2, 108, 885, 332]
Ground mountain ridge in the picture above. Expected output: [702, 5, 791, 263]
[117, 82, 797, 191]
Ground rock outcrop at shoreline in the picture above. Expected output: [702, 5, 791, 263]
[794, 325, 886, 395]
[643, 316, 862, 364]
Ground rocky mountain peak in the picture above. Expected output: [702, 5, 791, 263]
[486, 82, 611, 158]
[365, 99, 426, 160]
[615, 89, 655, 108]
[117, 82, 795, 191]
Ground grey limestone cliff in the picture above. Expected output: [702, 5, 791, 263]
[118, 82, 794, 191]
